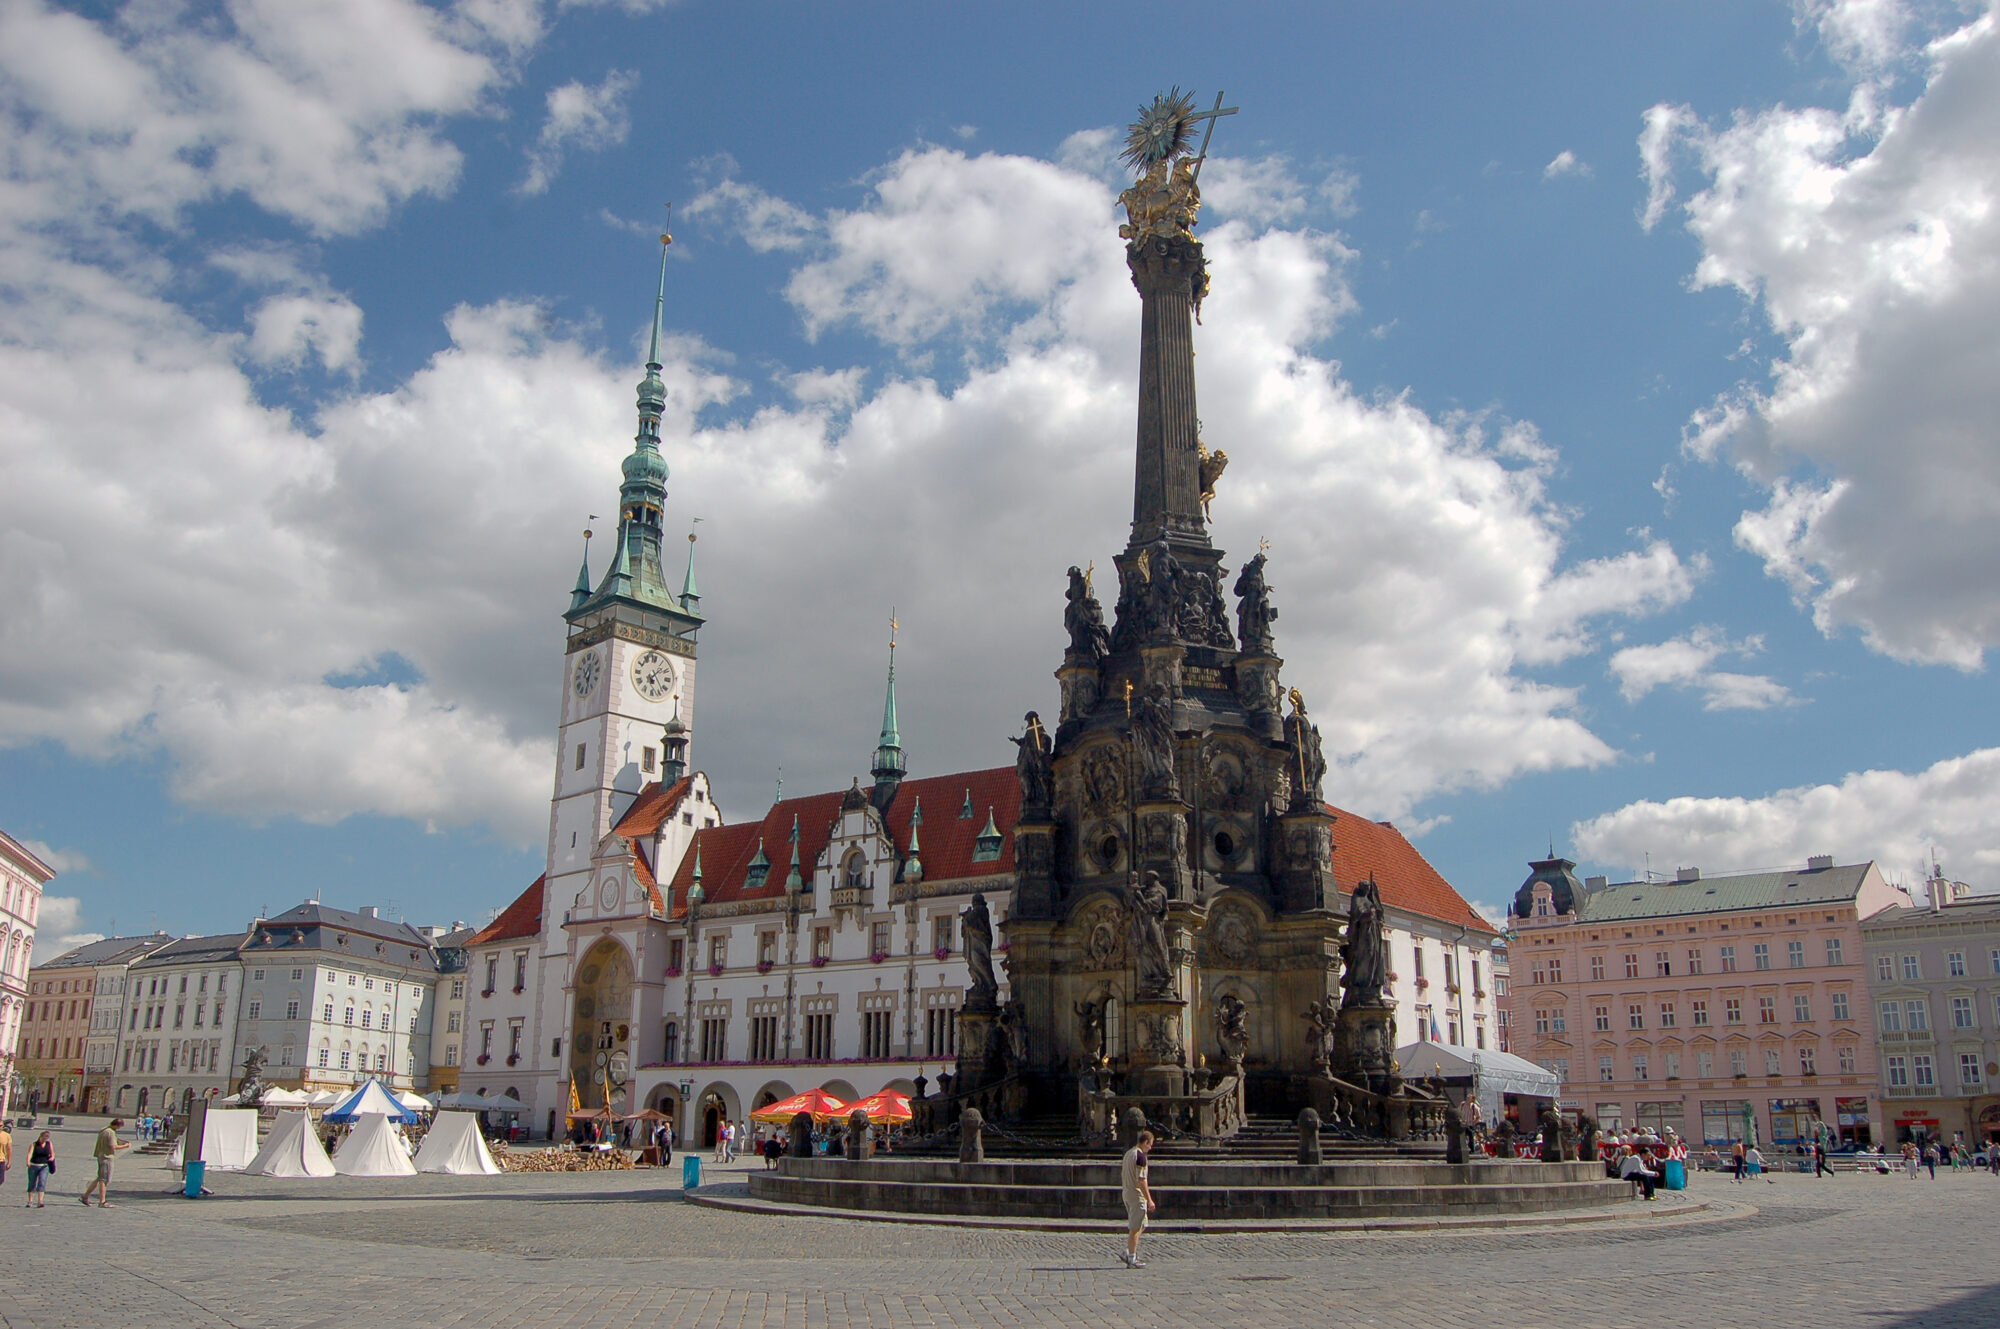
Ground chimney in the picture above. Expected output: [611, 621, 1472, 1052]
[1806, 855, 1834, 872]
[359, 906, 379, 919]
[1675, 866, 1701, 883]
[1584, 875, 1608, 891]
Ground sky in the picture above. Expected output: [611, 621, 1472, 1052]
[6, 0, 2000, 958]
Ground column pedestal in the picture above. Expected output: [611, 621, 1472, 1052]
[1126, 997, 1189, 1097]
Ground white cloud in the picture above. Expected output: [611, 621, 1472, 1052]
[1542, 149, 1591, 180]
[1609, 627, 1796, 710]
[1200, 155, 1311, 225]
[0, 101, 1697, 847]
[0, 0, 512, 238]
[1644, 5, 2000, 668]
[246, 293, 365, 373]
[685, 160, 822, 253]
[17, 840, 89, 876]
[30, 896, 103, 965]
[519, 68, 636, 196]
[1574, 745, 2000, 889]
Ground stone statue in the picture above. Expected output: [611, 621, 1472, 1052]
[1120, 154, 1201, 243]
[1074, 999, 1106, 1065]
[1064, 565, 1112, 663]
[236, 1047, 268, 1108]
[1576, 1110, 1599, 1163]
[998, 999, 1029, 1071]
[1339, 878, 1387, 1009]
[962, 892, 998, 1010]
[1214, 992, 1250, 1065]
[1125, 870, 1175, 999]
[1132, 680, 1178, 798]
[1011, 712, 1053, 814]
[1301, 998, 1334, 1069]
[1197, 443, 1228, 521]
[1284, 687, 1327, 809]
[1233, 551, 1277, 654]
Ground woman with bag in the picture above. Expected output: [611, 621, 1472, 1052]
[24, 1130, 54, 1207]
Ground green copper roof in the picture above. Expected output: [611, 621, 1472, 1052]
[872, 633, 904, 781]
[1577, 862, 1874, 922]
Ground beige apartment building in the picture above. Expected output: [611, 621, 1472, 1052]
[1860, 869, 2000, 1147]
[1507, 855, 1905, 1149]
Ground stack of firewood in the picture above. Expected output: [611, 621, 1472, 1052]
[499, 1147, 637, 1172]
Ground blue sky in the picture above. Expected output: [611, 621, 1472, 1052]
[6, 0, 2000, 954]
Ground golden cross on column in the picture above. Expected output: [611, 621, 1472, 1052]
[889, 607, 899, 649]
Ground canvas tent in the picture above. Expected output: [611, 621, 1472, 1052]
[1393, 1041, 1560, 1125]
[333, 1112, 418, 1177]
[166, 1108, 260, 1172]
[324, 1080, 419, 1124]
[414, 1111, 501, 1175]
[436, 1090, 526, 1112]
[245, 1110, 336, 1178]
[261, 1087, 312, 1108]
[395, 1090, 433, 1112]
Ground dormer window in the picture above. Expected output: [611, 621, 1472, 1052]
[744, 840, 771, 890]
[972, 808, 1003, 862]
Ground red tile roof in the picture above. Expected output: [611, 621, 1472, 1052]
[612, 776, 693, 840]
[467, 876, 546, 946]
[1327, 807, 1495, 934]
[661, 768, 1019, 913]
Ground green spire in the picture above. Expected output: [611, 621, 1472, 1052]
[679, 524, 701, 611]
[871, 609, 905, 806]
[691, 843, 703, 883]
[568, 527, 593, 613]
[785, 813, 804, 890]
[904, 798, 924, 884]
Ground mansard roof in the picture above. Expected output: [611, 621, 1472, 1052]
[662, 766, 1019, 913]
[1328, 807, 1497, 935]
[1578, 861, 1875, 922]
[466, 876, 547, 947]
[32, 933, 175, 970]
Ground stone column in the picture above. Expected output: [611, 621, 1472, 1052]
[1127, 236, 1207, 548]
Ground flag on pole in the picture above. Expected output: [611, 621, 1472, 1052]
[568, 1074, 580, 1119]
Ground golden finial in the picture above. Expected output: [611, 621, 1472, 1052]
[1258, 536, 1270, 555]
[1084, 560, 1095, 593]
[661, 202, 673, 248]
[889, 606, 899, 649]
[1288, 686, 1306, 717]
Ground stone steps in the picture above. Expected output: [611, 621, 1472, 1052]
[748, 1156, 1632, 1221]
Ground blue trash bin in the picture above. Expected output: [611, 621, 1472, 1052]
[183, 1159, 206, 1199]
[1663, 1159, 1686, 1191]
[681, 1154, 701, 1189]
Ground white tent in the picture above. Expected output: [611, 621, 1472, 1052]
[414, 1111, 501, 1175]
[436, 1090, 526, 1112]
[261, 1087, 312, 1108]
[307, 1089, 343, 1107]
[244, 1110, 336, 1178]
[395, 1090, 433, 1113]
[166, 1108, 260, 1172]
[332, 1112, 418, 1177]
[1394, 1041, 1561, 1125]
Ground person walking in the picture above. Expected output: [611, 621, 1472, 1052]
[0, 1118, 12, 1188]
[1814, 1140, 1832, 1178]
[1731, 1141, 1747, 1184]
[24, 1131, 54, 1207]
[1120, 1129, 1157, 1268]
[80, 1118, 131, 1207]
[1922, 1141, 1939, 1179]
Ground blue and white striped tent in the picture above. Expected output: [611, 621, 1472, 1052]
[323, 1079, 420, 1124]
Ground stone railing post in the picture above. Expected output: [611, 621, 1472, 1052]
[1297, 1107, 1323, 1165]
[787, 1111, 813, 1160]
[845, 1109, 870, 1161]
[958, 1107, 985, 1164]
[1117, 1105, 1147, 1152]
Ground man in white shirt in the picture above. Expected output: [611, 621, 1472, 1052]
[1120, 1129, 1157, 1267]
[1619, 1145, 1660, 1200]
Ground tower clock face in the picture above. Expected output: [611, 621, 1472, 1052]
[632, 650, 675, 701]
[572, 651, 601, 698]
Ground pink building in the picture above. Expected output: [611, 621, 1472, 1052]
[1505, 855, 1904, 1149]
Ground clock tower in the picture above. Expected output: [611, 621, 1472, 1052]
[546, 234, 705, 896]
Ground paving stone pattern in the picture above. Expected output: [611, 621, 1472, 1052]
[1, 1124, 1996, 1328]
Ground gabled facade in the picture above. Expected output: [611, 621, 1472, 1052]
[116, 933, 249, 1115]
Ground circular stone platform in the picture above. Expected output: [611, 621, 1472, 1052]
[740, 1155, 1637, 1228]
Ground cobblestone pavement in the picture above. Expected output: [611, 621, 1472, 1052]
[1, 1122, 1996, 1328]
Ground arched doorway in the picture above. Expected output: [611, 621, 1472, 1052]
[702, 1101, 721, 1148]
[570, 938, 635, 1109]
